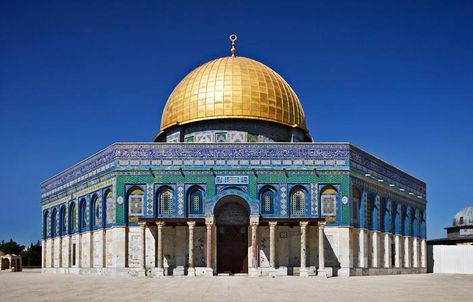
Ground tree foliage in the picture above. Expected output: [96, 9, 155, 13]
[0, 239, 42, 267]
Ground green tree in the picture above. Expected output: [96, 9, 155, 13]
[0, 239, 24, 255]
[21, 241, 42, 267]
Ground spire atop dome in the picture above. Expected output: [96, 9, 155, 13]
[229, 34, 237, 57]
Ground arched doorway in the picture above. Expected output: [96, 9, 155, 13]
[215, 195, 249, 274]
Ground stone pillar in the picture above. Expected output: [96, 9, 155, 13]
[77, 234, 82, 268]
[358, 229, 368, 268]
[299, 221, 308, 277]
[383, 233, 392, 268]
[318, 221, 327, 277]
[139, 222, 147, 275]
[102, 229, 107, 268]
[89, 232, 93, 268]
[156, 222, 165, 276]
[58, 236, 63, 268]
[68, 234, 72, 268]
[372, 231, 380, 268]
[421, 239, 427, 268]
[41, 239, 45, 269]
[249, 216, 260, 276]
[251, 223, 258, 268]
[394, 234, 401, 268]
[205, 219, 213, 271]
[187, 221, 196, 276]
[269, 221, 277, 269]
[404, 236, 411, 268]
[413, 237, 419, 268]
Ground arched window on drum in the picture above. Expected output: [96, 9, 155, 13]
[158, 187, 174, 215]
[290, 186, 307, 216]
[260, 186, 275, 215]
[321, 186, 337, 216]
[188, 186, 204, 215]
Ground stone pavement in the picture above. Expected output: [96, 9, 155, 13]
[1, 270, 472, 302]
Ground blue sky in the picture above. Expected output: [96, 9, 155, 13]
[0, 0, 472, 244]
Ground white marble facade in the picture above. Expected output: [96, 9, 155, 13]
[42, 224, 427, 277]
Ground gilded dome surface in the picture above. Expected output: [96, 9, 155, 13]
[160, 56, 307, 132]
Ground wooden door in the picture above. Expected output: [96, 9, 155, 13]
[217, 225, 248, 274]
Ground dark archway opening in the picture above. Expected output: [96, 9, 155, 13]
[215, 196, 249, 274]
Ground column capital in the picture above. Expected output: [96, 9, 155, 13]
[250, 215, 260, 226]
[299, 221, 309, 228]
[205, 216, 214, 226]
[138, 221, 147, 229]
[268, 221, 278, 228]
[187, 221, 196, 228]
[317, 220, 326, 228]
[156, 221, 165, 228]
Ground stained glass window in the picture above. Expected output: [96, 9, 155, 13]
[291, 188, 306, 216]
[189, 188, 203, 215]
[159, 188, 173, 215]
[261, 188, 274, 215]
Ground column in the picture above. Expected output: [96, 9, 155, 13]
[421, 239, 427, 268]
[205, 220, 213, 270]
[251, 222, 258, 269]
[156, 222, 165, 275]
[413, 237, 419, 268]
[394, 235, 401, 268]
[358, 229, 367, 268]
[187, 221, 196, 276]
[318, 221, 326, 277]
[58, 236, 63, 268]
[102, 229, 107, 268]
[299, 221, 308, 275]
[77, 233, 82, 268]
[404, 236, 411, 268]
[383, 233, 392, 268]
[372, 231, 380, 268]
[41, 239, 45, 269]
[269, 221, 277, 269]
[68, 234, 72, 268]
[139, 222, 147, 273]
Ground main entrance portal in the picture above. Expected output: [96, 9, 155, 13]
[215, 196, 249, 274]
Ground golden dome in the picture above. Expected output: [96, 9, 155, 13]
[159, 56, 307, 133]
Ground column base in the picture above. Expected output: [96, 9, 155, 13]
[150, 267, 165, 277]
[199, 267, 214, 277]
[249, 267, 262, 277]
[173, 266, 185, 276]
[187, 267, 196, 277]
[299, 267, 316, 277]
[261, 267, 288, 277]
[136, 269, 147, 277]
[317, 267, 333, 278]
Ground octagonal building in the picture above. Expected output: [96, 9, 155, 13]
[41, 38, 427, 277]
